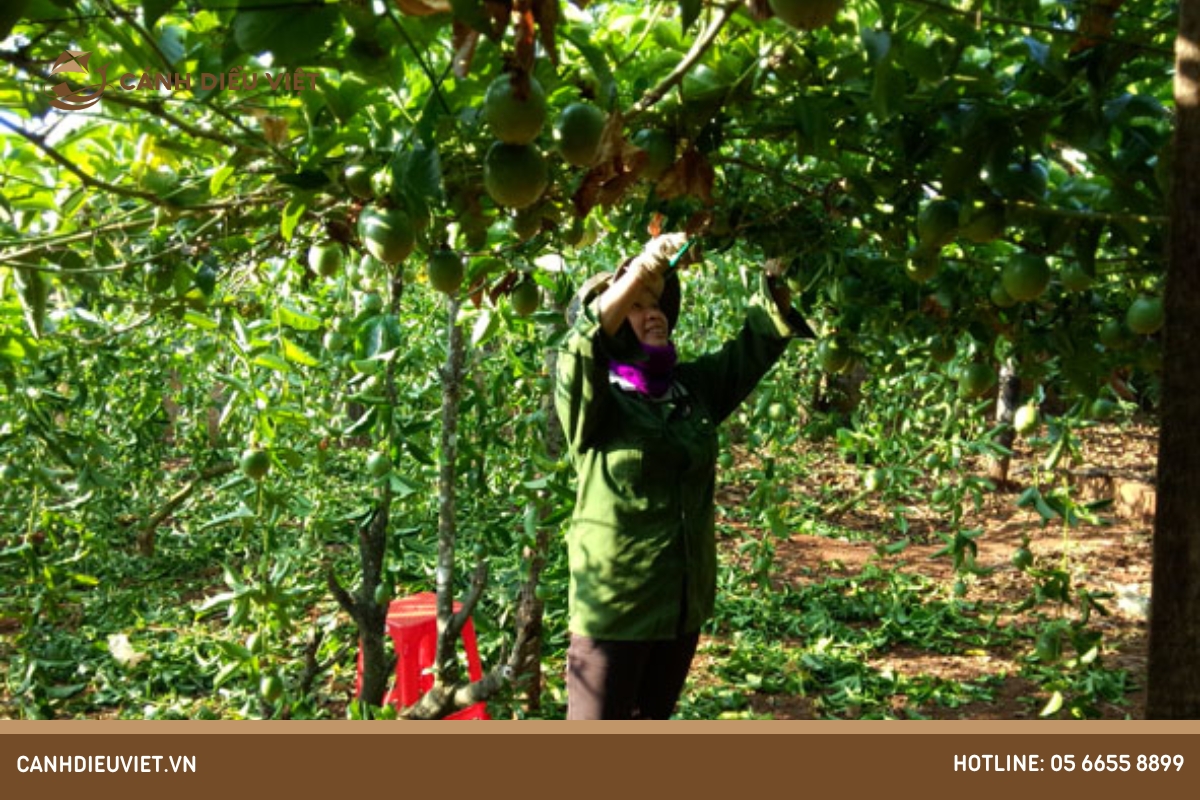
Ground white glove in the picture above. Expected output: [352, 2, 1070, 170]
[625, 234, 697, 295]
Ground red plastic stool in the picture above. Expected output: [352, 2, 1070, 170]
[355, 592, 490, 720]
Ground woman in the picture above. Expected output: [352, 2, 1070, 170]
[555, 234, 814, 719]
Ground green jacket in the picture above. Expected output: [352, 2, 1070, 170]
[554, 274, 812, 640]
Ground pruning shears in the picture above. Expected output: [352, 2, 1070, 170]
[665, 237, 698, 276]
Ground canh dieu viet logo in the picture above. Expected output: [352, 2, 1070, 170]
[49, 50, 107, 111]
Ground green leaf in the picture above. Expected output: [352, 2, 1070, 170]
[253, 352, 292, 373]
[0, 334, 32, 362]
[361, 316, 399, 358]
[391, 144, 444, 205]
[158, 25, 186, 66]
[861, 29, 891, 66]
[388, 473, 420, 499]
[563, 30, 619, 110]
[275, 304, 322, 331]
[269, 406, 309, 424]
[143, 0, 177, 29]
[13, 267, 47, 339]
[871, 62, 906, 121]
[45, 683, 88, 700]
[212, 660, 242, 690]
[232, 3, 339, 64]
[680, 0, 701, 34]
[406, 443, 436, 467]
[197, 507, 256, 534]
[1039, 690, 1063, 717]
[471, 309, 498, 347]
[1022, 36, 1049, 68]
[281, 337, 318, 367]
[280, 196, 307, 242]
[183, 309, 218, 330]
[210, 164, 235, 195]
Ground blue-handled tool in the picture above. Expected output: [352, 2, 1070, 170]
[666, 237, 697, 273]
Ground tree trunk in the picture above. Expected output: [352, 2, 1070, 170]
[355, 495, 392, 707]
[512, 311, 567, 715]
[433, 295, 467, 690]
[1147, 1, 1200, 718]
[987, 358, 1019, 487]
[329, 349, 397, 710]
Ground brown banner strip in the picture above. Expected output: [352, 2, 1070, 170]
[2, 728, 1196, 800]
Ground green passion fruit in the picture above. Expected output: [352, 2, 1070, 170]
[905, 248, 940, 283]
[308, 241, 344, 278]
[917, 198, 960, 249]
[358, 205, 415, 264]
[344, 164, 375, 200]
[510, 280, 541, 317]
[240, 448, 271, 481]
[483, 74, 547, 146]
[1126, 295, 1164, 335]
[554, 102, 606, 168]
[632, 128, 675, 180]
[1001, 254, 1051, 302]
[427, 250, 465, 295]
[483, 142, 549, 209]
[1013, 404, 1040, 435]
[817, 337, 852, 374]
[958, 202, 1006, 244]
[768, 0, 844, 31]
[957, 362, 997, 399]
[366, 452, 391, 478]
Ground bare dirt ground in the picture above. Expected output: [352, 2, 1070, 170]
[700, 419, 1156, 719]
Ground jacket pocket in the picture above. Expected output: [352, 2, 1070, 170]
[601, 445, 644, 495]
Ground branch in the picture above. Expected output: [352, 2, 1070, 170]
[103, 0, 174, 73]
[0, 218, 153, 251]
[1, 208, 228, 270]
[0, 116, 276, 212]
[384, 8, 452, 115]
[0, 51, 269, 156]
[397, 616, 530, 720]
[298, 627, 327, 697]
[0, 116, 166, 205]
[449, 555, 489, 638]
[626, 1, 740, 123]
[897, 0, 1173, 56]
[326, 567, 361, 628]
[136, 461, 236, 556]
[1007, 199, 1169, 226]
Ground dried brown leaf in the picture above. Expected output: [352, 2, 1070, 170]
[654, 148, 715, 204]
[452, 22, 481, 79]
[1071, 0, 1126, 53]
[655, 157, 689, 201]
[394, 0, 452, 15]
[744, 0, 773, 21]
[261, 115, 289, 146]
[571, 112, 644, 215]
[489, 271, 520, 305]
[484, 0, 513, 38]
[514, 4, 537, 73]
[595, 170, 641, 209]
[532, 0, 560, 66]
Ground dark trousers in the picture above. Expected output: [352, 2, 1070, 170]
[566, 631, 701, 720]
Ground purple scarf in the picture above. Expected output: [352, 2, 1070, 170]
[610, 343, 678, 398]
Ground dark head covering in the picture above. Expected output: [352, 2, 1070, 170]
[565, 259, 681, 332]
